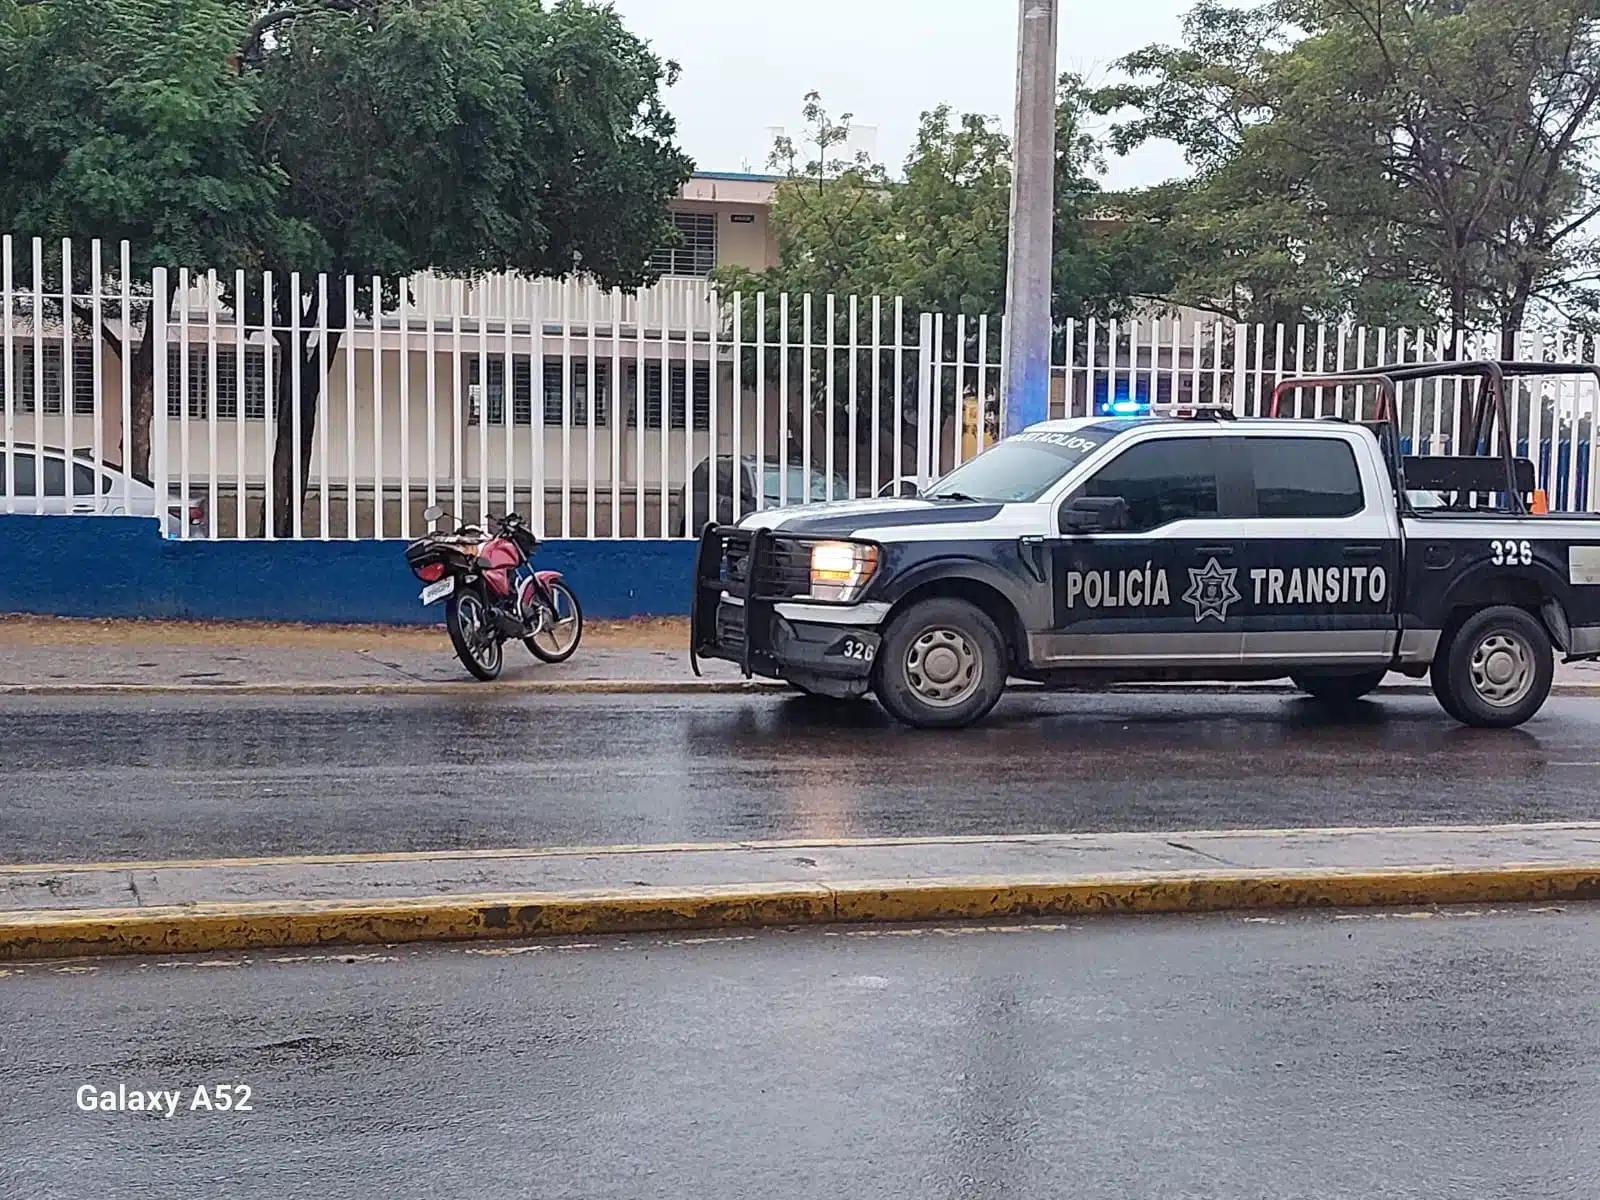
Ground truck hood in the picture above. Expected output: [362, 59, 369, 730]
[736, 496, 1006, 537]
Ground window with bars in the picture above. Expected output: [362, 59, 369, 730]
[541, 358, 609, 427]
[0, 343, 95, 415]
[165, 345, 273, 420]
[649, 211, 718, 277]
[465, 356, 508, 426]
[625, 361, 711, 431]
[466, 356, 610, 427]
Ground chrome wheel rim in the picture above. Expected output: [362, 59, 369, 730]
[531, 584, 580, 658]
[458, 594, 502, 673]
[904, 627, 980, 708]
[1469, 631, 1535, 708]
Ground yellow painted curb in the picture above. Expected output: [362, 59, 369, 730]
[5, 864, 1600, 962]
[827, 865, 1600, 923]
[0, 884, 837, 961]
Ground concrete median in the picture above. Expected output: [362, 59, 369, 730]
[6, 822, 1600, 961]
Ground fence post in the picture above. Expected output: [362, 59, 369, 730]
[2, 236, 12, 516]
[917, 312, 935, 487]
[1232, 324, 1247, 416]
[151, 267, 169, 537]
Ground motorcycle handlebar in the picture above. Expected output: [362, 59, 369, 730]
[428, 510, 529, 538]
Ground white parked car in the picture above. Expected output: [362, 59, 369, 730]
[1, 442, 208, 538]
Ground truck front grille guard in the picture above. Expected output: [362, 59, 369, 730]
[690, 524, 779, 678]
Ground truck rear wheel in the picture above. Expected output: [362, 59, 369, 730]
[1291, 670, 1387, 704]
[873, 598, 1007, 730]
[1435, 605, 1554, 729]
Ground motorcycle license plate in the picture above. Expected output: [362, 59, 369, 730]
[419, 577, 455, 606]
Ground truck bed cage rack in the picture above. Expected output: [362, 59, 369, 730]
[1267, 359, 1600, 516]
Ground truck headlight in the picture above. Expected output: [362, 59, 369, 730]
[808, 540, 879, 602]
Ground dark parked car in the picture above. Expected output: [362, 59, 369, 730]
[677, 454, 854, 536]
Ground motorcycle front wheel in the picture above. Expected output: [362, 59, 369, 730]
[446, 590, 504, 681]
[525, 581, 584, 664]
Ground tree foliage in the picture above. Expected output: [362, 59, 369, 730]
[1094, 0, 1600, 347]
[708, 87, 1170, 469]
[0, 0, 691, 532]
[240, 0, 691, 533]
[0, 0, 278, 475]
[720, 83, 1165, 332]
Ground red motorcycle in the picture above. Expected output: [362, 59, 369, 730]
[405, 506, 583, 680]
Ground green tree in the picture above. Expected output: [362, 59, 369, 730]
[1094, 0, 1600, 349]
[709, 86, 1167, 479]
[0, 0, 277, 477]
[242, 0, 691, 534]
[0, 0, 691, 533]
[723, 82, 1163, 328]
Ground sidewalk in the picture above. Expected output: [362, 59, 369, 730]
[5, 822, 1600, 960]
[0, 614, 747, 689]
[4, 614, 1600, 694]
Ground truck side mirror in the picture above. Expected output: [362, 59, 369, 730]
[1059, 495, 1129, 534]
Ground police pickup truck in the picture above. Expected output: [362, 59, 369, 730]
[690, 361, 1600, 730]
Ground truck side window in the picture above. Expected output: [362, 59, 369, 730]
[1249, 437, 1364, 518]
[1075, 437, 1219, 533]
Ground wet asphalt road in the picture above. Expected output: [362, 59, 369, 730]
[4, 692, 1600, 863]
[3, 907, 1598, 1199]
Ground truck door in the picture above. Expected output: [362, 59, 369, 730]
[1235, 432, 1400, 667]
[1040, 432, 1252, 668]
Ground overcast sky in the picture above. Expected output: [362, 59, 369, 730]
[607, 0, 1193, 190]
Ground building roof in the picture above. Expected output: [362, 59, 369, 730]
[690, 170, 787, 184]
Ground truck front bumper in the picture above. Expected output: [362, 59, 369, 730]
[689, 524, 887, 683]
[705, 595, 886, 681]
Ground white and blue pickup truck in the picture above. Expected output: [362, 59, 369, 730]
[690, 359, 1600, 730]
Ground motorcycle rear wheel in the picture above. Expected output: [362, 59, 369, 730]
[447, 591, 504, 681]
[525, 581, 584, 664]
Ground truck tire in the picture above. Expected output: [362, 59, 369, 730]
[1434, 605, 1554, 729]
[1291, 670, 1387, 704]
[1429, 654, 1467, 723]
[873, 598, 1008, 730]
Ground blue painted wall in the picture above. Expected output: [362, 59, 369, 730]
[0, 515, 698, 624]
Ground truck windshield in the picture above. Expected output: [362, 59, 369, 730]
[924, 429, 1113, 503]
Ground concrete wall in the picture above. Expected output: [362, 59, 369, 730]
[0, 514, 699, 624]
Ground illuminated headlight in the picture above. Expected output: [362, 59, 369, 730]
[808, 540, 879, 602]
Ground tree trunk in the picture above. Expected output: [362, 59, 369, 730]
[1499, 266, 1536, 361]
[93, 274, 172, 481]
[126, 336, 155, 480]
[266, 287, 345, 538]
[1449, 272, 1469, 358]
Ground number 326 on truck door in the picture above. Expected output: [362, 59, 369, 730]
[1490, 540, 1533, 566]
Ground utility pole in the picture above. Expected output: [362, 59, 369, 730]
[1000, 0, 1058, 436]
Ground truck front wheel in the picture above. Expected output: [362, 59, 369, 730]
[1291, 669, 1387, 704]
[1434, 605, 1554, 729]
[873, 598, 1008, 730]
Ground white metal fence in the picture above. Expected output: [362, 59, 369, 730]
[2, 234, 1598, 539]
